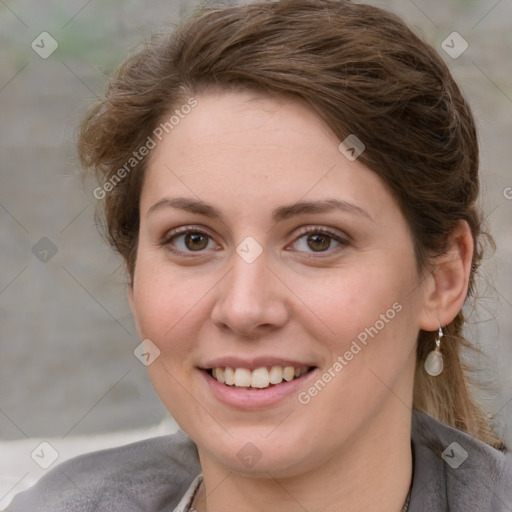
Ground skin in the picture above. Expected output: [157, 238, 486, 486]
[128, 90, 473, 512]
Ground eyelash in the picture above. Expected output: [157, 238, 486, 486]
[160, 225, 349, 258]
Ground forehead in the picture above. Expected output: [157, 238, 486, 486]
[152, 90, 338, 168]
[140, 90, 394, 222]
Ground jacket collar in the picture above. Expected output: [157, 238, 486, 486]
[409, 410, 512, 511]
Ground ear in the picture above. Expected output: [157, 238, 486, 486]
[418, 220, 474, 331]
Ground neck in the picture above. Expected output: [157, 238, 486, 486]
[194, 404, 413, 512]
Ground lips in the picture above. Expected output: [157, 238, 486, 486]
[197, 355, 318, 408]
[200, 363, 318, 409]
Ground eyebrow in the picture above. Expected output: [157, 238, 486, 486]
[147, 197, 373, 223]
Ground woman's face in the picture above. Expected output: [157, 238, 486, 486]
[129, 90, 430, 477]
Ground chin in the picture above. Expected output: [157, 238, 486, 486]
[195, 427, 326, 478]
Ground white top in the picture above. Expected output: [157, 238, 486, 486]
[172, 474, 202, 512]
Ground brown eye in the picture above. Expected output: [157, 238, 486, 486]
[290, 227, 349, 255]
[184, 232, 209, 251]
[161, 227, 219, 255]
[306, 233, 332, 252]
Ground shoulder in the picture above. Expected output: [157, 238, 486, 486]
[410, 409, 512, 512]
[5, 429, 201, 512]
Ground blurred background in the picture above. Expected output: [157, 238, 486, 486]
[1, 0, 511, 503]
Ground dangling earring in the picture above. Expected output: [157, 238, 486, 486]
[424, 326, 444, 376]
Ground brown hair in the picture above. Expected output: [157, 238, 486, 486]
[78, 0, 504, 447]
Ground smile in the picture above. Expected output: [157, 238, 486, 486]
[208, 366, 314, 389]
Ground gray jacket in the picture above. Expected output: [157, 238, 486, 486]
[6, 410, 512, 511]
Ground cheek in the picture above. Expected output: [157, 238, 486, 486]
[296, 270, 418, 425]
[298, 256, 419, 369]
[131, 255, 211, 354]
[297, 264, 398, 330]
[130, 262, 204, 411]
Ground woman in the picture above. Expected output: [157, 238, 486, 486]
[7, 0, 511, 510]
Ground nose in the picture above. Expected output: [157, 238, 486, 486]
[210, 250, 289, 338]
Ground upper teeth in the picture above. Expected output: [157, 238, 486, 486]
[211, 366, 310, 389]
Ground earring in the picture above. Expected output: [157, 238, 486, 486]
[424, 326, 444, 376]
